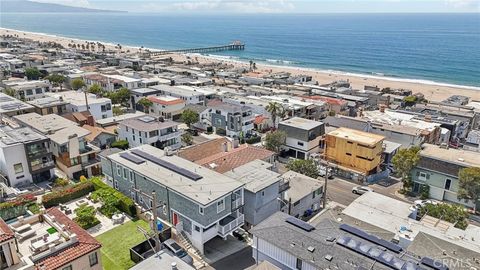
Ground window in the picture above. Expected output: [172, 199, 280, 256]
[114, 181, 119, 190]
[195, 226, 200, 232]
[129, 171, 134, 182]
[139, 138, 142, 143]
[199, 206, 204, 215]
[346, 153, 352, 156]
[444, 179, 452, 190]
[35, 88, 43, 94]
[296, 258, 302, 270]
[217, 199, 225, 213]
[117, 164, 121, 176]
[89, 252, 98, 266]
[62, 266, 72, 270]
[293, 200, 300, 206]
[123, 168, 128, 179]
[133, 135, 136, 141]
[297, 142, 304, 146]
[418, 172, 428, 181]
[261, 191, 265, 196]
[312, 191, 316, 199]
[139, 196, 144, 204]
[13, 163, 23, 174]
[26, 89, 33, 96]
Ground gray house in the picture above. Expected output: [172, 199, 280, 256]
[280, 171, 323, 219]
[202, 100, 254, 138]
[278, 117, 325, 160]
[101, 145, 245, 254]
[224, 160, 282, 229]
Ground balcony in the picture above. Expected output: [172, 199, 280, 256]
[81, 156, 101, 169]
[218, 213, 244, 237]
[79, 144, 100, 156]
[30, 160, 55, 171]
[232, 197, 243, 210]
[158, 130, 183, 142]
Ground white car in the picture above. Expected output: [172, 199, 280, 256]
[352, 186, 374, 195]
[413, 199, 438, 208]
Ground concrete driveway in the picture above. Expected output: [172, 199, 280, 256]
[203, 235, 249, 264]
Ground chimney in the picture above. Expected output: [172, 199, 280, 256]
[233, 139, 239, 148]
[379, 104, 386, 113]
[171, 262, 178, 270]
[222, 142, 228, 152]
[424, 114, 432, 122]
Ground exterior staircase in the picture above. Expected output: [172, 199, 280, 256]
[177, 230, 209, 269]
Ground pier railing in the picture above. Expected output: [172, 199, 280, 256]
[146, 42, 245, 56]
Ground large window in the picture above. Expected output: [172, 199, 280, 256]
[89, 252, 98, 266]
[296, 258, 302, 270]
[62, 266, 72, 270]
[444, 179, 452, 190]
[14, 163, 23, 174]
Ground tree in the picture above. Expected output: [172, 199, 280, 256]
[45, 74, 66, 91]
[137, 97, 153, 113]
[25, 67, 42, 80]
[266, 102, 283, 128]
[264, 130, 286, 153]
[181, 109, 199, 128]
[87, 84, 103, 95]
[181, 132, 193, 146]
[110, 87, 130, 105]
[112, 106, 124, 116]
[392, 146, 421, 192]
[74, 204, 99, 229]
[4, 88, 16, 97]
[287, 159, 319, 179]
[71, 78, 86, 90]
[111, 140, 129, 150]
[458, 167, 480, 212]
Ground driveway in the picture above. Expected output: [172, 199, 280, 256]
[203, 246, 255, 270]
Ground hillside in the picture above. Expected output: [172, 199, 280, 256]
[0, 0, 125, 13]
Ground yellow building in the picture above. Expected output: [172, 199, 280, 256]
[325, 127, 385, 175]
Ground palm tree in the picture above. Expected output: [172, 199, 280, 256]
[266, 102, 282, 128]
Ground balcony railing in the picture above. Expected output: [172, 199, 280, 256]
[218, 213, 244, 236]
[158, 130, 183, 141]
[81, 157, 101, 169]
[79, 144, 100, 155]
[232, 197, 243, 210]
[31, 160, 55, 171]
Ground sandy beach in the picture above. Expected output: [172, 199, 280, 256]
[2, 27, 479, 103]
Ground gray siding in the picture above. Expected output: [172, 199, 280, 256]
[278, 124, 324, 142]
[244, 183, 279, 226]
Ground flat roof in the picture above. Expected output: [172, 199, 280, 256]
[224, 159, 281, 193]
[0, 126, 47, 146]
[130, 250, 194, 270]
[27, 96, 68, 108]
[46, 91, 111, 106]
[327, 127, 385, 146]
[14, 113, 77, 134]
[120, 117, 179, 132]
[150, 85, 204, 97]
[108, 145, 244, 205]
[282, 171, 323, 203]
[420, 143, 480, 167]
[95, 111, 145, 126]
[0, 93, 34, 113]
[279, 117, 323, 130]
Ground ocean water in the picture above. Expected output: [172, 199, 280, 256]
[1, 13, 479, 87]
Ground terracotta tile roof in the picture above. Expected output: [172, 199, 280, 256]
[178, 138, 230, 162]
[300, 95, 347, 106]
[196, 144, 274, 173]
[254, 115, 269, 125]
[147, 96, 184, 106]
[82, 124, 115, 142]
[0, 219, 14, 243]
[35, 208, 101, 270]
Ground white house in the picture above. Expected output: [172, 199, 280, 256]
[46, 91, 113, 120]
[2, 80, 51, 101]
[146, 96, 185, 119]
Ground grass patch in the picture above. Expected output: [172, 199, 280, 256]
[46, 227, 57, 234]
[95, 219, 150, 270]
[27, 203, 40, 214]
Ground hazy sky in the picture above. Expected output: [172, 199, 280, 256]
[32, 0, 480, 13]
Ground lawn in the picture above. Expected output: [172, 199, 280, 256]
[95, 219, 151, 270]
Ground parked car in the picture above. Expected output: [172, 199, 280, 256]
[162, 239, 194, 265]
[352, 186, 374, 195]
[232, 228, 248, 241]
[413, 199, 438, 208]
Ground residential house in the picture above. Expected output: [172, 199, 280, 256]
[224, 160, 282, 229]
[0, 92, 35, 117]
[101, 145, 245, 254]
[5, 208, 102, 270]
[146, 96, 185, 119]
[13, 113, 101, 180]
[325, 127, 385, 176]
[300, 95, 349, 116]
[2, 80, 50, 101]
[203, 99, 254, 138]
[411, 144, 480, 209]
[27, 96, 68, 116]
[464, 129, 480, 152]
[83, 73, 140, 91]
[130, 87, 164, 110]
[280, 171, 323, 219]
[278, 117, 325, 160]
[95, 111, 145, 134]
[118, 115, 182, 150]
[150, 85, 206, 105]
[82, 125, 116, 149]
[0, 126, 55, 187]
[46, 91, 113, 120]
[62, 111, 95, 127]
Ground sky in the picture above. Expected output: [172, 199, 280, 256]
[31, 0, 480, 13]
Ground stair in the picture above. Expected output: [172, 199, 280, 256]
[177, 231, 209, 269]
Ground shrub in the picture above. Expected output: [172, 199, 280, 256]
[90, 177, 136, 218]
[53, 178, 70, 188]
[419, 184, 430, 200]
[43, 182, 95, 208]
[27, 204, 41, 214]
[79, 176, 88, 182]
[74, 204, 100, 229]
[245, 136, 261, 144]
[111, 140, 129, 150]
[0, 194, 36, 210]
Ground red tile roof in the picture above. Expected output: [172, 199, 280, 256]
[254, 115, 269, 125]
[178, 138, 230, 162]
[147, 96, 184, 106]
[196, 144, 274, 173]
[300, 95, 347, 106]
[34, 208, 101, 270]
[0, 219, 14, 243]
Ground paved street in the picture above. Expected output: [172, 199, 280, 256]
[204, 247, 255, 270]
[326, 176, 409, 207]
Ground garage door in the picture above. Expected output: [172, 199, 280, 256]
[428, 186, 444, 201]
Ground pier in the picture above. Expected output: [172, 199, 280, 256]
[147, 41, 245, 56]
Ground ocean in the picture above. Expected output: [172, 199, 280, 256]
[1, 13, 479, 87]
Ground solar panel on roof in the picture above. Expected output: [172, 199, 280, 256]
[120, 152, 145, 164]
[339, 224, 403, 253]
[402, 261, 426, 270]
[130, 149, 203, 181]
[420, 257, 449, 270]
[285, 216, 315, 232]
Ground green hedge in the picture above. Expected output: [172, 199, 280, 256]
[90, 177, 136, 218]
[43, 182, 95, 208]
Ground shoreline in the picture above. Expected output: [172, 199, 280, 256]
[2, 27, 480, 102]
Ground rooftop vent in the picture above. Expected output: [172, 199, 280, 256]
[324, 254, 333, 261]
[307, 246, 315, 253]
[138, 116, 156, 123]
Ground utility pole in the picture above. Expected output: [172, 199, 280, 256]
[323, 159, 328, 209]
[133, 188, 162, 253]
